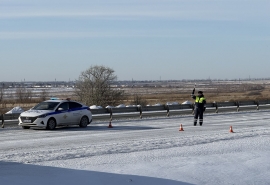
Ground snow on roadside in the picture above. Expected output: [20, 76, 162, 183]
[0, 111, 270, 185]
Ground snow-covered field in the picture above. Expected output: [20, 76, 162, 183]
[1, 111, 270, 185]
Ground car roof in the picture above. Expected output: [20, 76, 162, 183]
[43, 99, 79, 103]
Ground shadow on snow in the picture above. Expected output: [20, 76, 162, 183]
[0, 161, 194, 185]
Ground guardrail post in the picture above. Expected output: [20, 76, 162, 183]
[256, 101, 259, 110]
[236, 101, 239, 112]
[214, 102, 218, 113]
[1, 114, 4, 128]
[110, 108, 113, 122]
[166, 105, 170, 117]
[139, 106, 142, 119]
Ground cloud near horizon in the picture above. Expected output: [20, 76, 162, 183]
[1, 0, 268, 21]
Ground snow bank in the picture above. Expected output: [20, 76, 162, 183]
[90, 105, 103, 109]
[182, 100, 193, 105]
[5, 107, 24, 114]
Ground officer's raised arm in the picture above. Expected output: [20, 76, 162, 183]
[191, 88, 196, 98]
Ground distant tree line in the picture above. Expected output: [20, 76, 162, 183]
[0, 87, 49, 104]
[0, 65, 148, 107]
[1, 65, 268, 108]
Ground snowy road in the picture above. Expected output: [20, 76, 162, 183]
[1, 111, 270, 185]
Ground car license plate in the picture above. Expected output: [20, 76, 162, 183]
[23, 120, 32, 123]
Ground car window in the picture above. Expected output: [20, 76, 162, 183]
[32, 102, 60, 110]
[57, 102, 69, 111]
[69, 102, 82, 110]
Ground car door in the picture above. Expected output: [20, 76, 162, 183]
[55, 102, 72, 125]
[68, 102, 83, 124]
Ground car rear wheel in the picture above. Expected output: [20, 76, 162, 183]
[46, 118, 56, 130]
[22, 126, 30, 129]
[79, 116, 89, 128]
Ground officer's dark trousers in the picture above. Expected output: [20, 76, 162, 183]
[194, 108, 203, 126]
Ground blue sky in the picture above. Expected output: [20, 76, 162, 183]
[0, 0, 269, 81]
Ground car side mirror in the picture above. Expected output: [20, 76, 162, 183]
[58, 108, 64, 111]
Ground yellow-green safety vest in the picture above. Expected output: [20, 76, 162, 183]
[195, 96, 206, 103]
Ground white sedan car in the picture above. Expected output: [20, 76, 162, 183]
[18, 99, 92, 130]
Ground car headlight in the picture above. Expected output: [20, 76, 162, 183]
[37, 114, 47, 118]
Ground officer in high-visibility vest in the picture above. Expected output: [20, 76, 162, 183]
[191, 88, 206, 126]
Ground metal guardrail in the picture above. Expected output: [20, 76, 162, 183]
[1, 100, 270, 128]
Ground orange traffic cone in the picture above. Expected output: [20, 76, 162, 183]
[229, 126, 234, 133]
[179, 124, 184, 131]
[108, 121, 113, 128]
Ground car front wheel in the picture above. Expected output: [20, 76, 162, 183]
[46, 118, 56, 130]
[79, 116, 89, 128]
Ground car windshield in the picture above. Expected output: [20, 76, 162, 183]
[32, 102, 60, 110]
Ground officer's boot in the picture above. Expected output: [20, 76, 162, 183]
[199, 119, 203, 126]
[194, 118, 198, 126]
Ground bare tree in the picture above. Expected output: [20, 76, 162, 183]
[40, 89, 49, 101]
[15, 88, 33, 102]
[16, 88, 25, 102]
[25, 89, 33, 101]
[75, 65, 124, 107]
[131, 93, 148, 107]
[0, 87, 3, 103]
